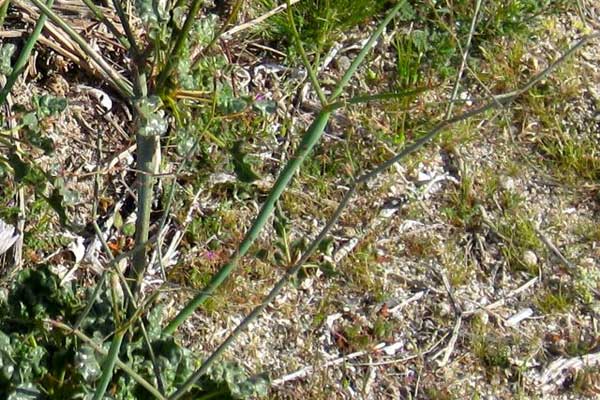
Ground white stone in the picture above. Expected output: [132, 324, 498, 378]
[500, 176, 516, 192]
[523, 250, 538, 266]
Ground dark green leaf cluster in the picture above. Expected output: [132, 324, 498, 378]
[0, 94, 73, 227]
[231, 141, 261, 183]
[0, 267, 267, 399]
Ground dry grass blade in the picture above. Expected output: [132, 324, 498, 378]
[223, 0, 301, 37]
[16, 0, 133, 96]
[14, 0, 129, 87]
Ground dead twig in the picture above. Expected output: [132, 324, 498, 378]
[461, 276, 539, 317]
[539, 351, 600, 393]
[223, 0, 302, 37]
[432, 316, 462, 367]
[534, 226, 575, 269]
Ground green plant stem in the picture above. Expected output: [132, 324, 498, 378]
[111, 0, 147, 99]
[92, 330, 124, 400]
[131, 133, 160, 299]
[325, 87, 429, 112]
[49, 320, 166, 400]
[163, 110, 331, 334]
[330, 0, 407, 101]
[156, 0, 204, 89]
[286, 0, 327, 106]
[0, 0, 10, 27]
[90, 224, 127, 400]
[168, 32, 600, 398]
[0, 0, 54, 107]
[27, 0, 133, 97]
[445, 0, 482, 118]
[73, 271, 108, 329]
[112, 0, 140, 57]
[88, 221, 166, 394]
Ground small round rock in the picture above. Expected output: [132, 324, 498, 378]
[522, 250, 538, 266]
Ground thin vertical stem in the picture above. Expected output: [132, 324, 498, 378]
[445, 0, 483, 118]
[285, 0, 327, 106]
[91, 330, 124, 400]
[112, 0, 140, 57]
[0, 0, 55, 106]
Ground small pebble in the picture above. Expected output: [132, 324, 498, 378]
[500, 176, 516, 192]
[336, 56, 351, 72]
[523, 250, 538, 266]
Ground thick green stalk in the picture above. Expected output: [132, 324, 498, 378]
[88, 218, 166, 394]
[27, 0, 133, 97]
[164, 111, 331, 334]
[131, 133, 159, 298]
[325, 88, 429, 112]
[92, 328, 124, 400]
[0, 0, 54, 106]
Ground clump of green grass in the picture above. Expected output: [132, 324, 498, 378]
[344, 241, 387, 300]
[332, 312, 397, 353]
[470, 317, 513, 376]
[535, 126, 600, 184]
[441, 172, 481, 230]
[440, 244, 475, 287]
[473, 335, 512, 370]
[496, 215, 543, 274]
[572, 219, 600, 243]
[535, 283, 574, 314]
[260, 0, 387, 54]
[571, 265, 600, 305]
